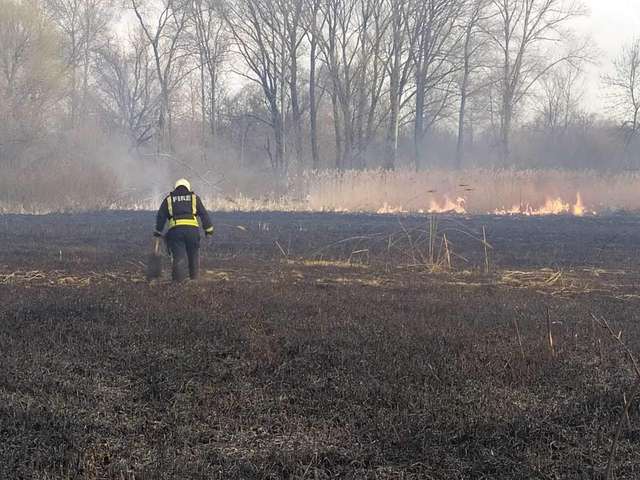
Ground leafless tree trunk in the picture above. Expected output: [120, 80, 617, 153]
[357, 0, 387, 169]
[456, 28, 471, 169]
[43, 0, 80, 127]
[0, 0, 65, 166]
[331, 89, 343, 168]
[276, 0, 308, 171]
[317, 0, 345, 169]
[317, 0, 385, 170]
[486, 0, 585, 164]
[189, 0, 228, 160]
[308, 0, 321, 169]
[411, 0, 465, 171]
[537, 64, 581, 136]
[131, 0, 189, 154]
[383, 0, 420, 170]
[456, 0, 487, 169]
[222, 0, 287, 172]
[604, 39, 640, 159]
[44, 0, 112, 128]
[94, 32, 160, 149]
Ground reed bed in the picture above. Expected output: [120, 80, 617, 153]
[3, 168, 640, 214]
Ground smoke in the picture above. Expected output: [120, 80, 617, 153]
[3, 129, 640, 216]
[195, 168, 640, 215]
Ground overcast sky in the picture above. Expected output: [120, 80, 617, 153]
[580, 0, 640, 110]
[586, 0, 639, 52]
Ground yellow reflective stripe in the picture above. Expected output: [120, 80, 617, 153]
[175, 218, 199, 227]
[169, 218, 199, 228]
[167, 194, 199, 229]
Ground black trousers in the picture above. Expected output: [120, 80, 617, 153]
[166, 227, 200, 281]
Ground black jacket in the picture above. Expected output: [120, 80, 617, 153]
[155, 186, 213, 234]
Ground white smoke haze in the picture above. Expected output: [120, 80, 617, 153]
[198, 169, 640, 215]
[4, 0, 640, 218]
[3, 159, 640, 216]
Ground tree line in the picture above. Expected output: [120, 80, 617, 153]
[2, 0, 640, 180]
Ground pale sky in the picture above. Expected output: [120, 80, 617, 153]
[580, 0, 640, 111]
[586, 0, 639, 52]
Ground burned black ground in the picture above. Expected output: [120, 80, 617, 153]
[2, 211, 640, 479]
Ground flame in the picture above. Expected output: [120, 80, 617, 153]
[372, 193, 590, 216]
[377, 203, 408, 214]
[377, 196, 466, 215]
[572, 192, 585, 216]
[428, 196, 466, 214]
[533, 197, 571, 215]
[494, 193, 589, 216]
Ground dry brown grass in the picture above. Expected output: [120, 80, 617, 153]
[299, 168, 640, 214]
[4, 168, 640, 215]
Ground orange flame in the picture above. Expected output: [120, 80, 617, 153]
[375, 193, 590, 216]
[377, 196, 467, 215]
[376, 203, 409, 214]
[494, 193, 589, 216]
[572, 192, 585, 216]
[428, 196, 466, 214]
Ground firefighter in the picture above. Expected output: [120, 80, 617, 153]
[154, 178, 214, 281]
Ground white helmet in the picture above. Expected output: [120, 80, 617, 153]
[174, 178, 191, 191]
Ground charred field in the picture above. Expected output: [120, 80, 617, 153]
[2, 211, 640, 479]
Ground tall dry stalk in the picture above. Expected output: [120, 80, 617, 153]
[512, 314, 526, 362]
[443, 234, 452, 270]
[428, 216, 437, 265]
[482, 226, 490, 274]
[546, 307, 555, 358]
[592, 314, 640, 480]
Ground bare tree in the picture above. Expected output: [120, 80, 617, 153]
[3, 0, 635, 191]
[306, 0, 324, 169]
[485, 0, 585, 164]
[536, 63, 582, 137]
[43, 0, 113, 127]
[383, 0, 415, 169]
[131, 0, 190, 154]
[411, 0, 466, 170]
[0, 0, 64, 167]
[603, 39, 640, 155]
[188, 0, 228, 157]
[277, 0, 309, 171]
[94, 32, 159, 148]
[221, 0, 290, 172]
[316, 0, 387, 169]
[356, 0, 388, 168]
[455, 0, 490, 168]
[316, 0, 346, 168]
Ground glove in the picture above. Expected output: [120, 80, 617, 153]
[153, 230, 163, 238]
[204, 227, 214, 237]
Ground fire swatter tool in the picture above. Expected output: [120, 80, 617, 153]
[146, 237, 163, 281]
